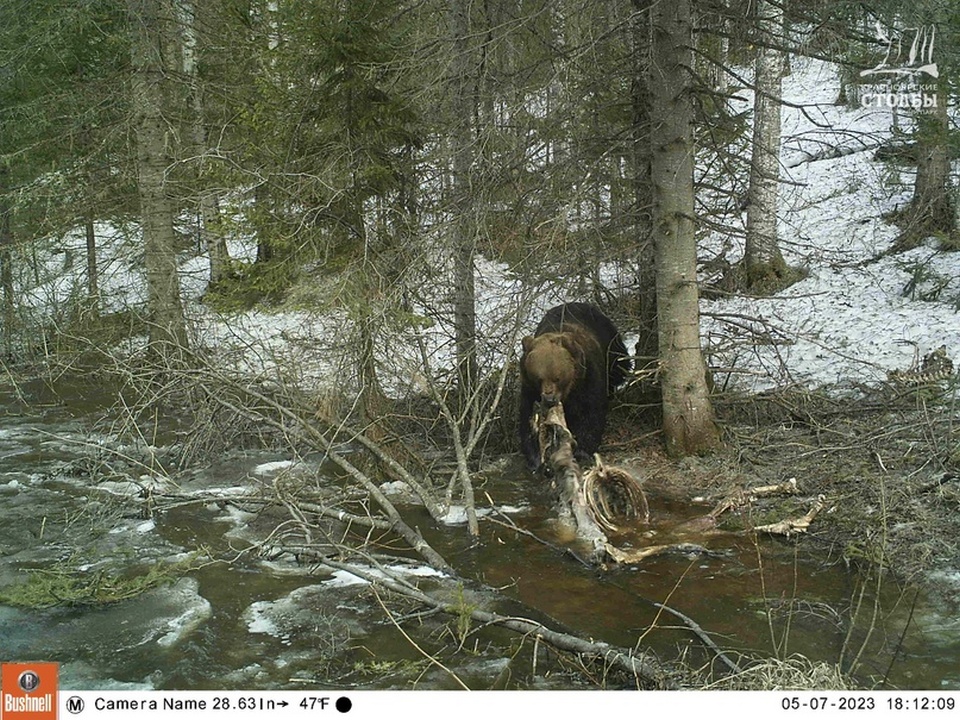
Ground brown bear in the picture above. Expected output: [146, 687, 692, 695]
[519, 302, 631, 471]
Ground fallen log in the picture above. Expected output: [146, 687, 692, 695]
[535, 402, 608, 557]
[608, 488, 828, 566]
[533, 402, 649, 558]
[751, 494, 826, 536]
[532, 402, 824, 564]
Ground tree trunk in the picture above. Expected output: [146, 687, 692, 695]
[447, 0, 478, 403]
[129, 0, 188, 351]
[0, 164, 14, 357]
[630, 1, 658, 369]
[648, 0, 721, 456]
[179, 0, 231, 290]
[351, 198, 387, 428]
[895, 78, 954, 251]
[84, 213, 99, 314]
[201, 194, 229, 286]
[253, 182, 274, 264]
[743, 0, 789, 293]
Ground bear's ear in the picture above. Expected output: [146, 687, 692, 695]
[560, 334, 587, 377]
[521, 335, 536, 354]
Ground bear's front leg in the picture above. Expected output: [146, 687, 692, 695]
[518, 390, 543, 471]
[564, 397, 607, 467]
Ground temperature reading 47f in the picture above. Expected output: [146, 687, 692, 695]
[301, 697, 331, 711]
[300, 697, 353, 713]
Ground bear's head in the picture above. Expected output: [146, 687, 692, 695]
[520, 331, 586, 406]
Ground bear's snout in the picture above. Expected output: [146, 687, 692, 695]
[540, 391, 561, 406]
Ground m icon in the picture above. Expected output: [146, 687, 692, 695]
[66, 695, 85, 714]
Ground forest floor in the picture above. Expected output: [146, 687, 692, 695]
[604, 384, 960, 609]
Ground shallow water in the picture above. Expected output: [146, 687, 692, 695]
[0, 382, 957, 690]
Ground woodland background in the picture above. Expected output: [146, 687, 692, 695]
[1, 0, 955, 429]
[2, 0, 960, 690]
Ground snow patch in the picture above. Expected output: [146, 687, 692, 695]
[251, 460, 297, 476]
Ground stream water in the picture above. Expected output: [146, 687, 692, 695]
[1, 380, 958, 691]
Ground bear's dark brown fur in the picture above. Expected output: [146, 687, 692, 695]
[519, 303, 630, 471]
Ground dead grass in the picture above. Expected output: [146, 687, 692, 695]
[609, 382, 960, 604]
[704, 654, 854, 690]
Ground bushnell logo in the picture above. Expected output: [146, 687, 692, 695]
[1, 663, 58, 720]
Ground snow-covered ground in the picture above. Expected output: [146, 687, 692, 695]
[702, 58, 960, 391]
[20, 58, 960, 397]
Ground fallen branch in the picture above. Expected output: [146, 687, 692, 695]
[604, 542, 710, 564]
[534, 402, 649, 556]
[708, 478, 800, 517]
[266, 486, 677, 688]
[316, 556, 678, 689]
[195, 374, 455, 575]
[752, 495, 826, 536]
[535, 402, 608, 555]
[650, 601, 741, 675]
[482, 498, 597, 570]
[608, 483, 825, 565]
[784, 137, 884, 168]
[371, 585, 471, 690]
